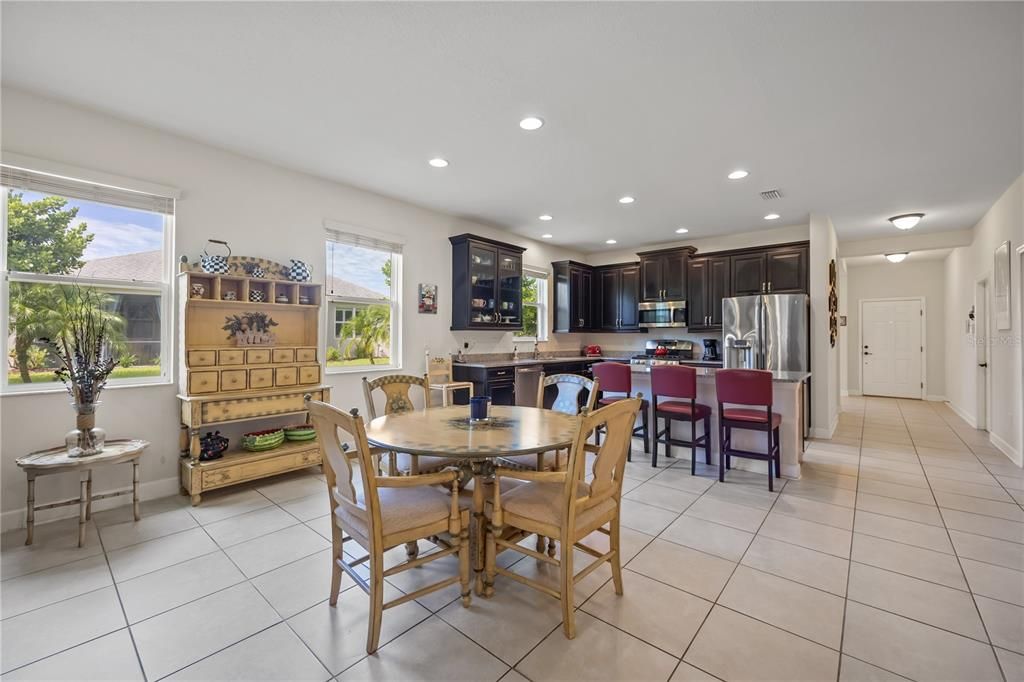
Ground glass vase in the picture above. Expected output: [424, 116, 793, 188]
[65, 402, 106, 457]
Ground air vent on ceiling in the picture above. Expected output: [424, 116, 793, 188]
[760, 189, 783, 201]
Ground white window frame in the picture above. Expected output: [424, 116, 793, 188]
[324, 222, 403, 374]
[0, 160, 176, 395]
[516, 265, 549, 342]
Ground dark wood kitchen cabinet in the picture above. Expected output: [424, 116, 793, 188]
[687, 255, 731, 331]
[729, 244, 808, 296]
[450, 234, 526, 331]
[638, 246, 696, 302]
[596, 263, 642, 331]
[552, 261, 595, 333]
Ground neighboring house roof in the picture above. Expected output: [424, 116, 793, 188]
[77, 250, 163, 282]
[326, 275, 387, 300]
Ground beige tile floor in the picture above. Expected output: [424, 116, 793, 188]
[2, 396, 1023, 681]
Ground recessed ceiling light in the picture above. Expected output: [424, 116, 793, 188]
[618, 196, 635, 204]
[764, 213, 780, 221]
[605, 239, 618, 245]
[885, 252, 909, 263]
[727, 170, 749, 180]
[889, 213, 924, 230]
[428, 158, 449, 168]
[541, 233, 553, 239]
[675, 228, 689, 234]
[519, 116, 544, 131]
[539, 214, 553, 221]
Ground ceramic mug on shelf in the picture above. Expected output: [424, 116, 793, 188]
[190, 282, 206, 299]
[222, 291, 237, 301]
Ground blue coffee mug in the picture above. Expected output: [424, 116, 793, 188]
[470, 396, 492, 421]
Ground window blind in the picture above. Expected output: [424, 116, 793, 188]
[1, 165, 175, 215]
[325, 227, 403, 254]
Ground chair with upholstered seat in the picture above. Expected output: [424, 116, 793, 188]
[425, 349, 474, 407]
[362, 374, 465, 476]
[590, 362, 649, 458]
[306, 399, 470, 654]
[651, 365, 712, 472]
[483, 398, 642, 639]
[715, 368, 781, 491]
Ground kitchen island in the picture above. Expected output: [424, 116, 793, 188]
[627, 366, 810, 479]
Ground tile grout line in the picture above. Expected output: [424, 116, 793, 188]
[835, 394, 867, 682]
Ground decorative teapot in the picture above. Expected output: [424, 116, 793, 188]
[286, 259, 313, 282]
[200, 239, 231, 274]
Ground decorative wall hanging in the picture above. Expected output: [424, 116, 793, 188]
[223, 312, 278, 346]
[827, 259, 839, 348]
[419, 283, 438, 314]
[994, 240, 1011, 330]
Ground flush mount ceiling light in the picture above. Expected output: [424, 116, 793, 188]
[519, 116, 544, 131]
[889, 213, 924, 230]
[675, 228, 689, 234]
[605, 239, 618, 245]
[541, 233, 553, 239]
[428, 158, 449, 168]
[539, 214, 553, 221]
[618, 196, 635, 204]
[885, 252, 909, 263]
[764, 213, 780, 221]
[727, 170, 749, 180]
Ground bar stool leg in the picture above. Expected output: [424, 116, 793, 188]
[703, 415, 713, 464]
[665, 419, 672, 459]
[690, 417, 697, 476]
[642, 408, 650, 454]
[718, 420, 726, 483]
[651, 413, 659, 468]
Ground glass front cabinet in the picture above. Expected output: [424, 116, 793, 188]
[450, 234, 526, 331]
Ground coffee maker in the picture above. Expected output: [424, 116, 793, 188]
[702, 338, 720, 361]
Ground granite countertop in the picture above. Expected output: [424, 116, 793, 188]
[454, 355, 632, 369]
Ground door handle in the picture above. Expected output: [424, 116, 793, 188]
[863, 351, 872, 356]
[979, 362, 988, 368]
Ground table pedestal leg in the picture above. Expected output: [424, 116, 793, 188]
[133, 461, 141, 521]
[25, 474, 36, 546]
[78, 474, 88, 548]
[86, 470, 93, 520]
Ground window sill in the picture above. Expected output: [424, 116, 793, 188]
[1, 377, 174, 398]
[326, 365, 403, 376]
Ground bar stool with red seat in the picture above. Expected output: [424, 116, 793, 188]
[650, 365, 712, 472]
[591, 362, 649, 460]
[715, 368, 781, 491]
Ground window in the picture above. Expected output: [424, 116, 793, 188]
[325, 227, 402, 371]
[1, 165, 174, 392]
[516, 267, 549, 341]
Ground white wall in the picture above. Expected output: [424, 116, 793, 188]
[944, 176, 1023, 464]
[809, 214, 840, 437]
[843, 259, 947, 399]
[0, 88, 589, 528]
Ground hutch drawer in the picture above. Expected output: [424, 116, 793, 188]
[272, 348, 295, 364]
[299, 365, 320, 384]
[249, 368, 274, 389]
[246, 349, 271, 364]
[187, 350, 217, 367]
[218, 349, 245, 365]
[275, 366, 298, 386]
[188, 371, 219, 394]
[220, 369, 248, 391]
[296, 348, 317, 363]
[199, 447, 321, 490]
[197, 388, 327, 423]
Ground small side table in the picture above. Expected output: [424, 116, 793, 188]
[16, 439, 149, 547]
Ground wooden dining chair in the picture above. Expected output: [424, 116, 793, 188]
[362, 374, 465, 476]
[484, 397, 642, 639]
[425, 349, 474, 407]
[306, 398, 470, 654]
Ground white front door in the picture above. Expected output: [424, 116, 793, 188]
[862, 299, 923, 399]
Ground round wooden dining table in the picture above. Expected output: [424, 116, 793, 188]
[364, 404, 579, 593]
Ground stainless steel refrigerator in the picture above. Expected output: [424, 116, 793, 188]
[722, 294, 810, 436]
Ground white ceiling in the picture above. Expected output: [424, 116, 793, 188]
[843, 248, 953, 268]
[2, 2, 1021, 252]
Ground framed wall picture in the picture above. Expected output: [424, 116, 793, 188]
[994, 240, 1011, 330]
[418, 283, 438, 314]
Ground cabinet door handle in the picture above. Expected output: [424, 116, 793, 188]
[767, 282, 773, 292]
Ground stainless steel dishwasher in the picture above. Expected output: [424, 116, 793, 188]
[514, 364, 543, 407]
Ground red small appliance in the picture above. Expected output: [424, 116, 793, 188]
[584, 344, 602, 357]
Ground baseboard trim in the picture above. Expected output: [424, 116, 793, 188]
[989, 431, 1023, 468]
[847, 390, 863, 397]
[947, 401, 978, 429]
[926, 394, 947, 402]
[1, 475, 180, 533]
[841, 389, 850, 397]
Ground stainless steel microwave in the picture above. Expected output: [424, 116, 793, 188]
[638, 300, 688, 328]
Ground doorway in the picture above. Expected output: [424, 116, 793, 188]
[975, 278, 989, 431]
[860, 298, 924, 399]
